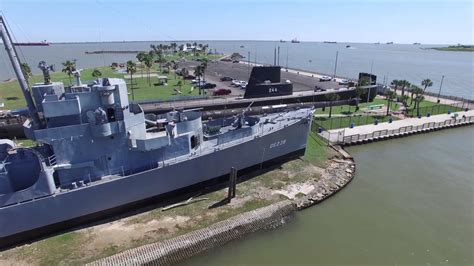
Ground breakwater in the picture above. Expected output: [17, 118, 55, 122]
[90, 146, 355, 265]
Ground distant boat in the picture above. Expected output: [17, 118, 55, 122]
[13, 40, 49, 46]
[346, 45, 351, 48]
[279, 39, 286, 43]
[413, 42, 421, 45]
[386, 41, 394, 44]
[291, 38, 300, 43]
[240, 45, 245, 48]
[323, 41, 337, 44]
[374, 42, 380, 45]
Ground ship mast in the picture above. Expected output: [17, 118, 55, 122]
[0, 16, 41, 127]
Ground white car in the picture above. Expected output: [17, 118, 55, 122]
[339, 79, 349, 85]
[240, 81, 248, 89]
[231, 80, 242, 87]
[319, 76, 332, 82]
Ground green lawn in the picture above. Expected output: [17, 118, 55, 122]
[316, 97, 400, 116]
[0, 53, 221, 110]
[313, 115, 397, 130]
[303, 132, 337, 167]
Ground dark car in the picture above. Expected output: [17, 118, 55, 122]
[220, 76, 233, 81]
[184, 74, 195, 80]
[232, 60, 240, 63]
[201, 83, 217, 89]
[314, 85, 326, 92]
[213, 88, 232, 96]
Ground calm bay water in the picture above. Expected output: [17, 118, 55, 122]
[0, 41, 473, 98]
[185, 127, 474, 265]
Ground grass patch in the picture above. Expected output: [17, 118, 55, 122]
[313, 115, 397, 130]
[303, 132, 337, 167]
[316, 98, 399, 116]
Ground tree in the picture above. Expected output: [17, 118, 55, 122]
[400, 80, 410, 97]
[136, 51, 147, 77]
[325, 93, 340, 118]
[20, 62, 32, 84]
[421, 78, 433, 93]
[62, 60, 77, 84]
[111, 62, 118, 69]
[194, 65, 204, 95]
[354, 86, 364, 112]
[386, 90, 397, 116]
[200, 58, 208, 82]
[92, 69, 102, 78]
[410, 85, 424, 117]
[401, 95, 410, 115]
[143, 54, 153, 86]
[126, 60, 137, 100]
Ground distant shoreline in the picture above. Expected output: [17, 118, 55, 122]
[430, 45, 474, 52]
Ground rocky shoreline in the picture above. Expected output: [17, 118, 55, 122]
[90, 145, 356, 265]
[296, 145, 355, 210]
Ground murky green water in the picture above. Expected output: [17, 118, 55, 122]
[186, 127, 474, 265]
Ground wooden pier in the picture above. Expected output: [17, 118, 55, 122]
[320, 110, 474, 145]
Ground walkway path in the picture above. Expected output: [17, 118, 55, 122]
[322, 110, 474, 143]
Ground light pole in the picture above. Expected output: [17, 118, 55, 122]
[248, 51, 250, 75]
[333, 51, 339, 80]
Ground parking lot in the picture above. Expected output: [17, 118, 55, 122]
[178, 60, 345, 97]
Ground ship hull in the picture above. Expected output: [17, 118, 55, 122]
[0, 117, 311, 248]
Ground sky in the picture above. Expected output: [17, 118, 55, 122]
[0, 0, 473, 44]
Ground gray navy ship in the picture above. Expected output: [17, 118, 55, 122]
[0, 16, 313, 248]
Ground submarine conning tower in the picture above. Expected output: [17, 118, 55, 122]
[244, 66, 293, 99]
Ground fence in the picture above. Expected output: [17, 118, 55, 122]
[312, 115, 394, 131]
[406, 102, 466, 117]
[336, 115, 474, 145]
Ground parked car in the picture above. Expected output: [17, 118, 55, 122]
[184, 74, 195, 80]
[314, 85, 326, 92]
[202, 83, 217, 89]
[338, 79, 349, 85]
[220, 76, 233, 81]
[232, 60, 240, 63]
[220, 58, 232, 62]
[231, 80, 242, 87]
[213, 88, 232, 96]
[319, 76, 331, 82]
[239, 81, 248, 89]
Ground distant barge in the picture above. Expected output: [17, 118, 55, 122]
[13, 41, 49, 46]
[85, 50, 144, 54]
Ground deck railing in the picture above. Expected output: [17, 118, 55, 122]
[335, 115, 474, 145]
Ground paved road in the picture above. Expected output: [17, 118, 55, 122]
[178, 60, 345, 95]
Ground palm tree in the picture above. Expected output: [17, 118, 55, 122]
[354, 86, 364, 112]
[194, 65, 204, 95]
[126, 60, 137, 100]
[401, 95, 410, 115]
[143, 54, 153, 86]
[20, 62, 32, 84]
[92, 69, 102, 78]
[411, 85, 424, 117]
[325, 93, 340, 118]
[421, 78, 433, 93]
[136, 52, 147, 77]
[386, 90, 396, 116]
[391, 79, 399, 94]
[62, 60, 77, 84]
[400, 80, 410, 97]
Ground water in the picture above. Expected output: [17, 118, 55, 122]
[0, 41, 472, 98]
[186, 127, 474, 265]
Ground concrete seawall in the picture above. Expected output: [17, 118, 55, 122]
[90, 147, 356, 265]
[89, 201, 296, 266]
